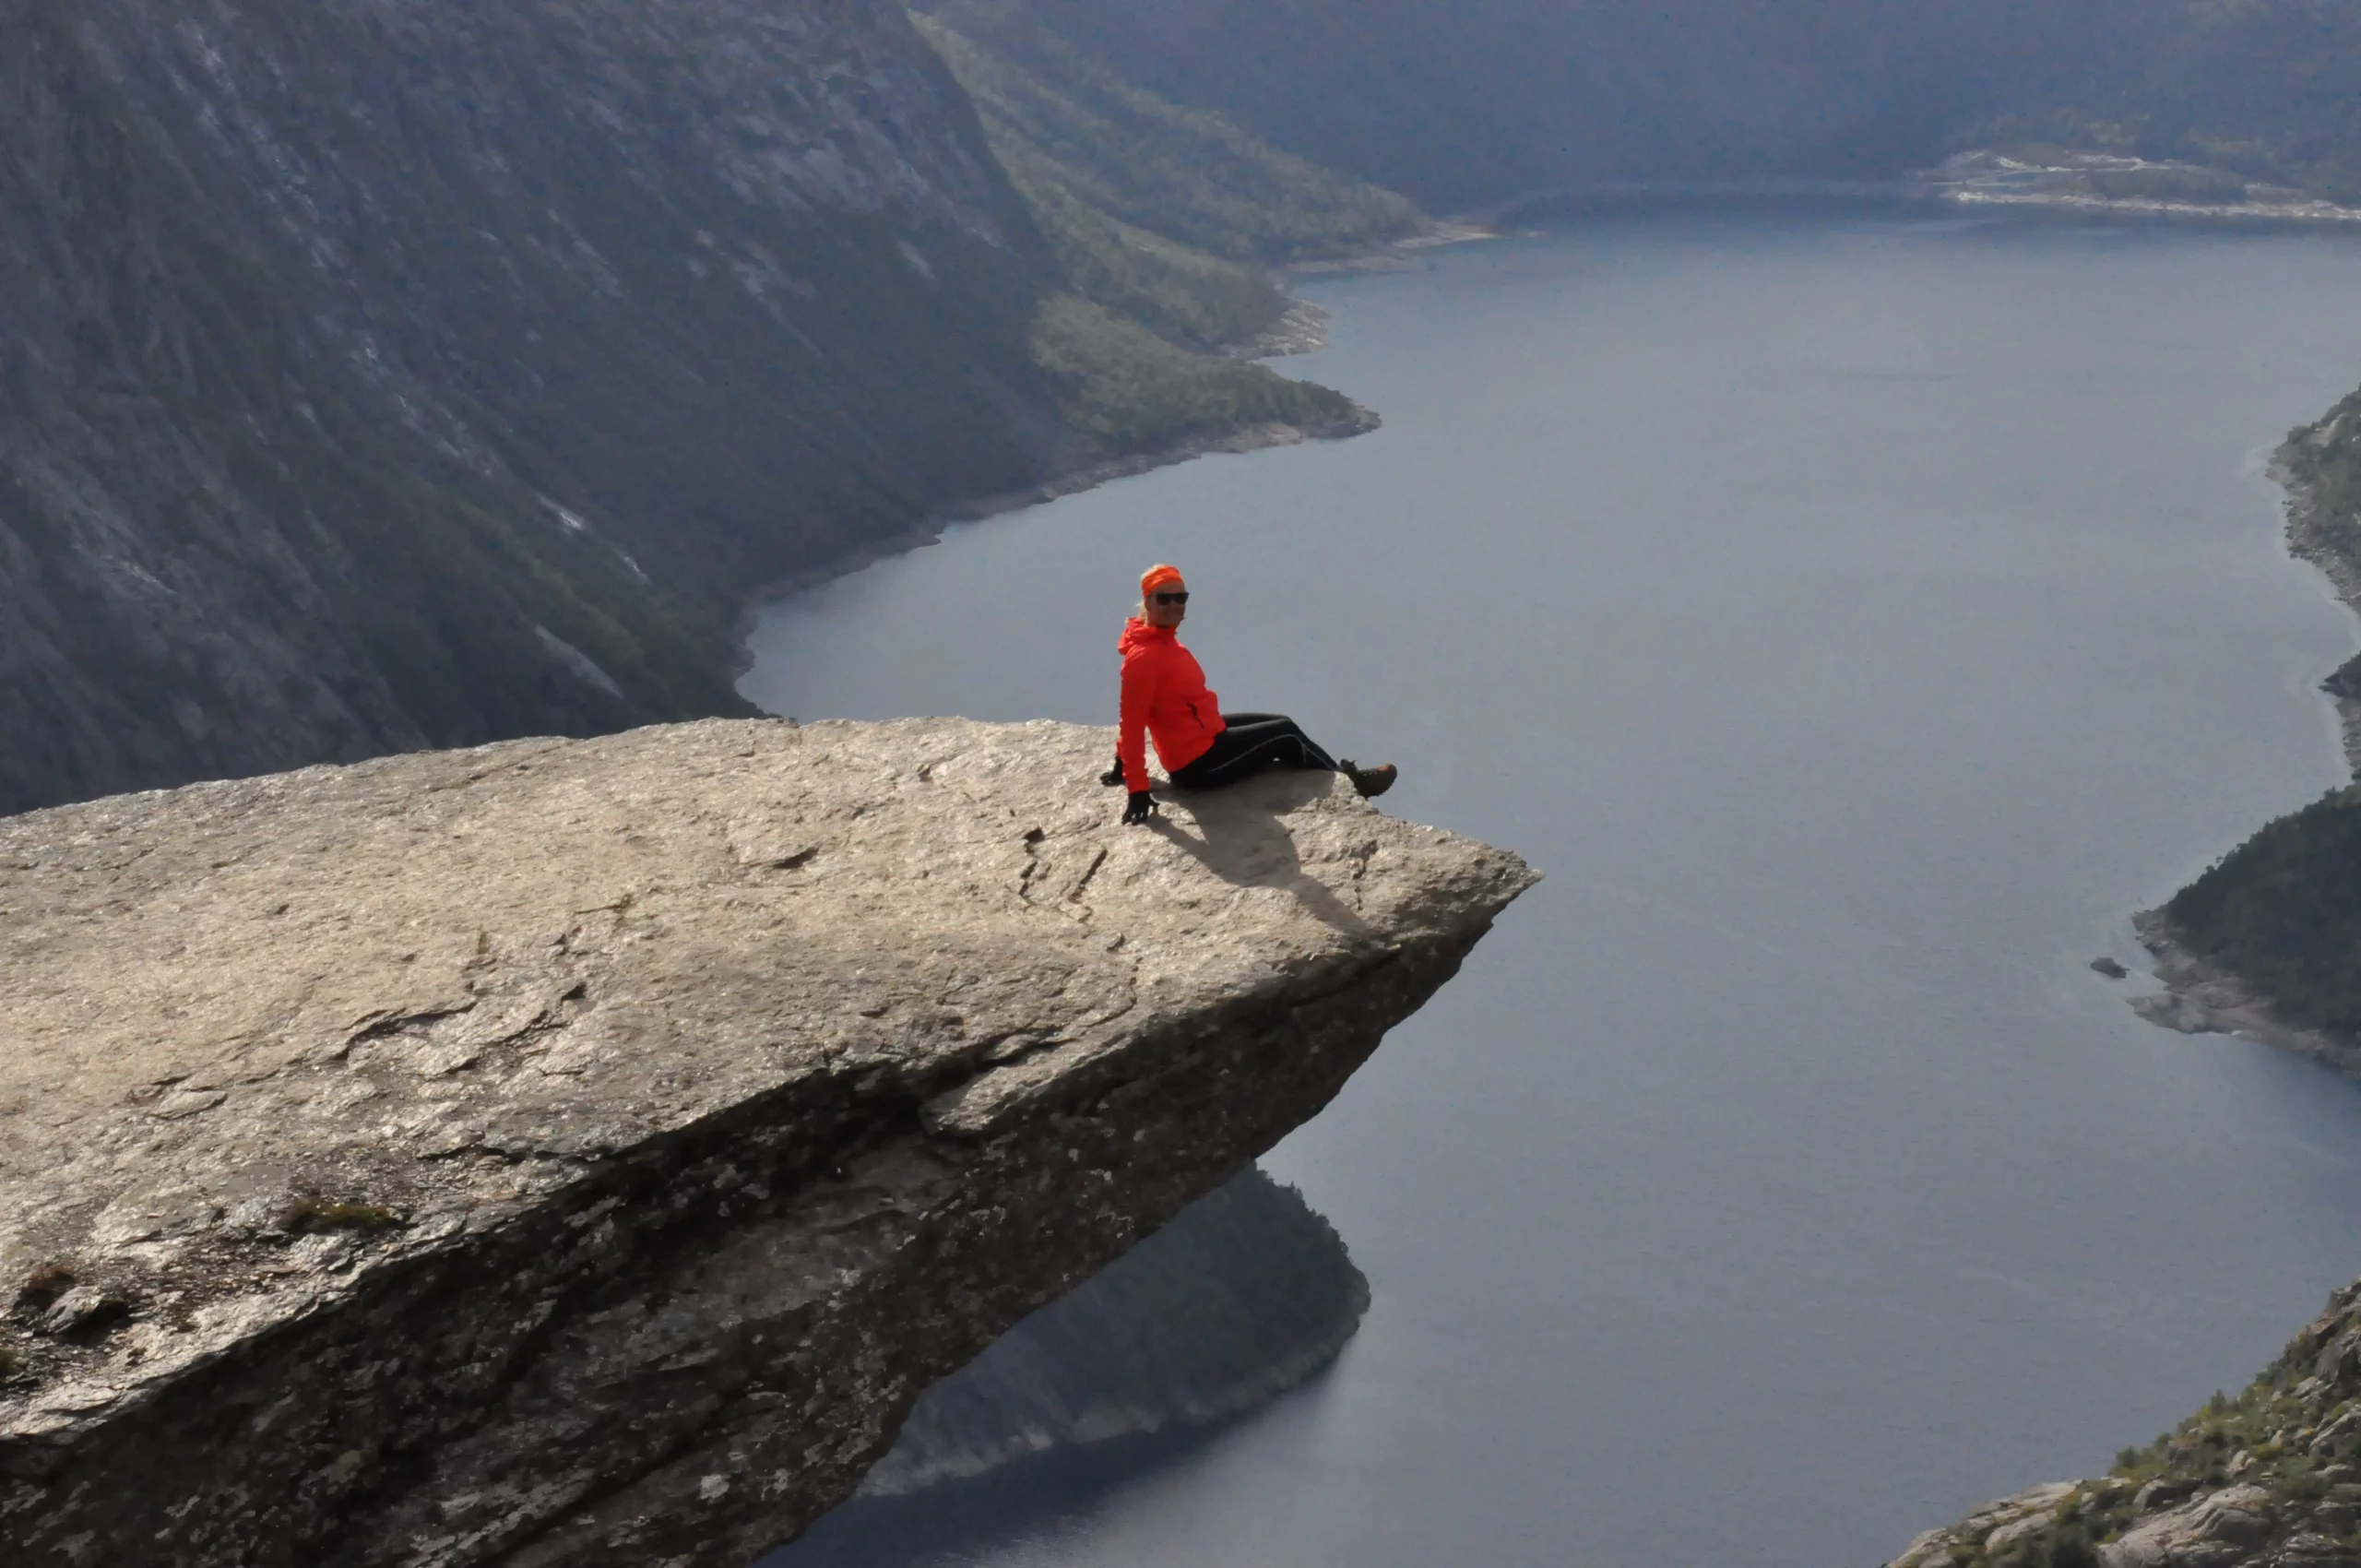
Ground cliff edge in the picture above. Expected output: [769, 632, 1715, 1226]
[0, 717, 1535, 1567]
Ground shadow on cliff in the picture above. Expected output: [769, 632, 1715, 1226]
[1146, 773, 1376, 937]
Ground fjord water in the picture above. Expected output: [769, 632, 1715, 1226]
[743, 213, 2361, 1568]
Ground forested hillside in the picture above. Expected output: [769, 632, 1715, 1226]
[910, 3, 1406, 453]
[915, 4, 1423, 350]
[936, 1, 2361, 211]
[932, 0, 2144, 206]
[1988, 3, 2361, 202]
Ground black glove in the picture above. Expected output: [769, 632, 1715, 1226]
[1100, 754, 1126, 788]
[1121, 790, 1157, 826]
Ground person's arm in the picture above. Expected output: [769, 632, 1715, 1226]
[1119, 654, 1156, 795]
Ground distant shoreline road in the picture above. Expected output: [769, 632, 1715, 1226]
[1941, 186, 2361, 225]
[1929, 148, 2361, 227]
[1470, 157, 2361, 230]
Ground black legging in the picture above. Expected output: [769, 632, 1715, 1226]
[1169, 713, 1339, 791]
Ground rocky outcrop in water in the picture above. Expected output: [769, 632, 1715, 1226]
[0, 717, 1535, 1567]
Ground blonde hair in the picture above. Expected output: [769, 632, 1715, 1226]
[1135, 564, 1186, 621]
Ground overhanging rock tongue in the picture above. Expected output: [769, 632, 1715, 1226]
[0, 716, 1536, 1568]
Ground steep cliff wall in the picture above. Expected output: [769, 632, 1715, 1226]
[0, 717, 1535, 1566]
[0, 0, 1056, 816]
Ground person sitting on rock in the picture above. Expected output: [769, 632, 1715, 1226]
[1103, 564, 1396, 826]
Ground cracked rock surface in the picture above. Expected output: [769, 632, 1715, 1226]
[0, 717, 1535, 1566]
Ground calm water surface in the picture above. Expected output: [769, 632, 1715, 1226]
[743, 213, 2361, 1568]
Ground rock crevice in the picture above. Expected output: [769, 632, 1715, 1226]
[0, 717, 1535, 1567]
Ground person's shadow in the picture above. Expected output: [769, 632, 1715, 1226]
[1145, 773, 1378, 939]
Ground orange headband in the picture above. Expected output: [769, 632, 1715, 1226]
[1141, 564, 1184, 599]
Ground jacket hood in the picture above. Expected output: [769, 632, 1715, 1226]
[1119, 617, 1174, 656]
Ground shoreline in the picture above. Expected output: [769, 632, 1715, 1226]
[2128, 455, 2361, 1070]
[730, 220, 1496, 652]
[2278, 457, 2361, 777]
[1939, 188, 2361, 227]
[1927, 148, 2361, 227]
[1282, 219, 1501, 277]
[728, 405, 1382, 669]
[2130, 909, 2361, 1076]
[1476, 173, 2361, 232]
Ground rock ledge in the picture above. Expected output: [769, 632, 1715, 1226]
[0, 718, 1536, 1567]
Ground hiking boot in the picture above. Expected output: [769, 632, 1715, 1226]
[1100, 753, 1126, 787]
[1338, 760, 1397, 800]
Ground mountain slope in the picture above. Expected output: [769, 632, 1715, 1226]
[929, 0, 2153, 208]
[936, 0, 2361, 213]
[912, 4, 1424, 351]
[0, 0, 1075, 815]
[2, 0, 1404, 819]
[1980, 1, 2361, 202]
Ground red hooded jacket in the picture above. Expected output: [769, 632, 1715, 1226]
[1118, 618, 1224, 791]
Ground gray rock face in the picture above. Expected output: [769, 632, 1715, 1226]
[0, 717, 1536, 1567]
[2101, 1486, 2277, 1568]
[2130, 910, 2361, 1076]
[0, 0, 1063, 814]
[1887, 1481, 2082, 1568]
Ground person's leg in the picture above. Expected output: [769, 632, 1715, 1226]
[1218, 715, 1397, 800]
[1171, 716, 1339, 790]
[1227, 715, 1339, 773]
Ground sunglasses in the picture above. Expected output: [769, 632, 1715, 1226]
[1153, 591, 1190, 605]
